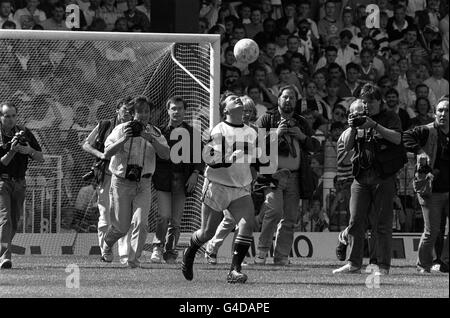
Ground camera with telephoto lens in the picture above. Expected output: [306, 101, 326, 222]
[349, 112, 369, 127]
[128, 120, 145, 137]
[125, 164, 143, 182]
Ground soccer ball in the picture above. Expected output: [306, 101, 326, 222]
[233, 38, 260, 64]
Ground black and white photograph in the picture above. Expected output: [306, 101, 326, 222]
[0, 0, 448, 303]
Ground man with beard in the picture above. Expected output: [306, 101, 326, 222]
[385, 88, 412, 131]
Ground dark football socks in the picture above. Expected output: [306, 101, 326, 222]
[186, 231, 204, 259]
[230, 235, 252, 272]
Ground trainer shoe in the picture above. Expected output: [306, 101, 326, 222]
[151, 247, 163, 263]
[336, 242, 347, 261]
[0, 259, 12, 269]
[205, 252, 217, 265]
[127, 259, 140, 269]
[332, 263, 361, 274]
[227, 270, 248, 284]
[365, 263, 380, 273]
[181, 248, 194, 281]
[101, 244, 113, 263]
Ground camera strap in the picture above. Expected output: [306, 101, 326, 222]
[125, 137, 146, 172]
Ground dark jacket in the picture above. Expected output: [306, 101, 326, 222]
[256, 109, 321, 198]
[153, 122, 204, 193]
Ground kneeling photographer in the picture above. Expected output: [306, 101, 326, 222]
[102, 96, 170, 268]
[1, 102, 44, 269]
[333, 84, 406, 275]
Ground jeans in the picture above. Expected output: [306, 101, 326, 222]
[257, 171, 300, 261]
[97, 174, 129, 259]
[0, 178, 26, 262]
[417, 192, 449, 270]
[104, 175, 152, 264]
[347, 175, 395, 270]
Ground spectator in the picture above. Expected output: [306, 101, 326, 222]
[198, 16, 209, 34]
[302, 199, 330, 232]
[112, 16, 128, 32]
[276, 2, 297, 34]
[253, 18, 277, 48]
[296, 0, 320, 40]
[404, 26, 428, 58]
[297, 81, 330, 129]
[410, 97, 434, 127]
[315, 45, 338, 72]
[270, 64, 302, 99]
[439, 12, 449, 56]
[1, 19, 15, 28]
[221, 66, 241, 93]
[289, 52, 309, 90]
[223, 15, 238, 43]
[41, 3, 71, 31]
[358, 49, 379, 84]
[323, 78, 344, 111]
[387, 5, 416, 45]
[334, 30, 358, 71]
[327, 62, 345, 82]
[238, 3, 251, 24]
[385, 87, 412, 131]
[199, 0, 221, 27]
[424, 59, 449, 100]
[274, 28, 290, 56]
[260, 0, 275, 21]
[422, 24, 442, 54]
[415, 0, 440, 30]
[14, 0, 46, 29]
[82, 0, 102, 28]
[96, 0, 124, 31]
[136, 0, 151, 26]
[244, 8, 263, 39]
[259, 41, 277, 73]
[123, 0, 150, 32]
[283, 35, 302, 62]
[338, 62, 363, 99]
[341, 7, 360, 38]
[318, 0, 343, 45]
[398, 69, 425, 117]
[370, 11, 390, 51]
[415, 83, 437, 109]
[312, 70, 328, 98]
[360, 36, 386, 77]
[88, 16, 106, 31]
[377, 0, 393, 18]
[332, 103, 349, 125]
[251, 66, 277, 106]
[0, 0, 21, 29]
[293, 23, 315, 66]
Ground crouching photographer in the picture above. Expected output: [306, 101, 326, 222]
[0, 102, 44, 269]
[333, 84, 406, 275]
[102, 96, 170, 268]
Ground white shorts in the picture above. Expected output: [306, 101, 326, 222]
[201, 179, 251, 212]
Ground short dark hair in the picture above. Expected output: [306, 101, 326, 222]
[278, 85, 298, 99]
[129, 96, 153, 113]
[346, 62, 361, 73]
[415, 97, 431, 113]
[1, 20, 16, 29]
[360, 83, 383, 101]
[415, 83, 429, 92]
[339, 29, 353, 40]
[385, 87, 399, 97]
[275, 63, 291, 76]
[325, 46, 338, 53]
[430, 39, 442, 49]
[330, 121, 345, 131]
[116, 96, 132, 109]
[166, 96, 187, 109]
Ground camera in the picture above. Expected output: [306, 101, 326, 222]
[81, 160, 105, 182]
[128, 120, 144, 137]
[417, 157, 432, 175]
[349, 112, 368, 127]
[125, 164, 143, 182]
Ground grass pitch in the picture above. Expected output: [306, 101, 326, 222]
[0, 255, 448, 298]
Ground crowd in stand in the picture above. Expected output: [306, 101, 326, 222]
[1, 0, 449, 233]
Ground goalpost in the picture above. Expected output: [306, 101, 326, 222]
[0, 30, 221, 235]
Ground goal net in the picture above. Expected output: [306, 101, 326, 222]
[0, 30, 220, 237]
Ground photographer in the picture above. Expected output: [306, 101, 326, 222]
[102, 96, 170, 268]
[333, 84, 405, 275]
[254, 86, 320, 266]
[82, 97, 133, 264]
[150, 96, 204, 264]
[0, 102, 43, 269]
[403, 96, 449, 274]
